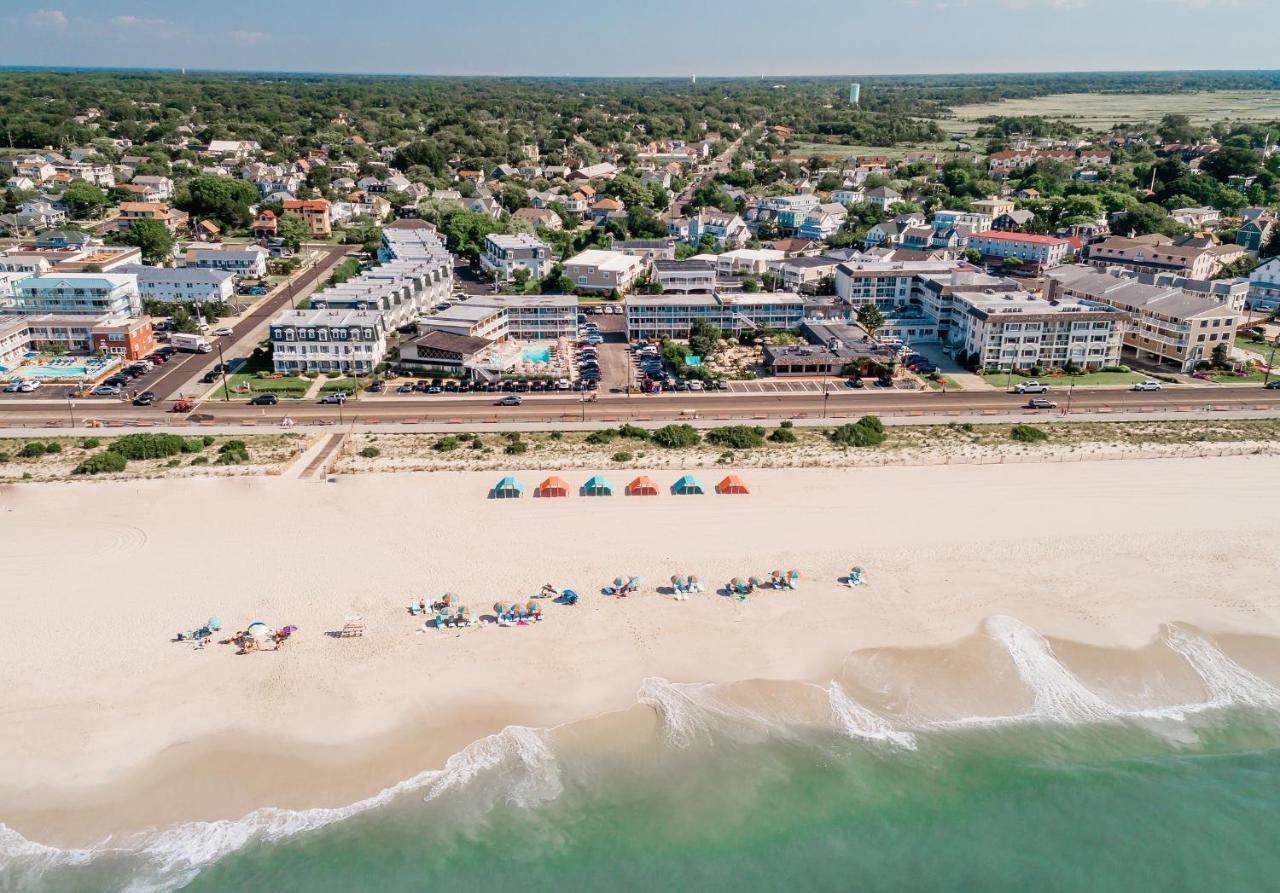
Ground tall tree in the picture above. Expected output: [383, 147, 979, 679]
[116, 218, 174, 263]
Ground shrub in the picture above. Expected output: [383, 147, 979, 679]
[769, 426, 797, 443]
[217, 447, 250, 465]
[616, 423, 650, 441]
[202, 435, 215, 447]
[1101, 365, 1131, 374]
[549, 431, 563, 440]
[1010, 424, 1049, 443]
[190, 456, 209, 466]
[829, 415, 886, 448]
[80, 437, 100, 450]
[432, 437, 459, 453]
[650, 424, 701, 449]
[166, 458, 182, 468]
[707, 426, 766, 449]
[74, 451, 128, 475]
[19, 442, 47, 459]
[109, 433, 187, 460]
[0, 452, 8, 463]
[360, 446, 382, 458]
[612, 451, 633, 462]
[218, 439, 247, 455]
[780, 420, 793, 428]
[182, 438, 207, 453]
[44, 442, 62, 454]
[585, 430, 614, 445]
[469, 436, 484, 450]
[505, 440, 528, 455]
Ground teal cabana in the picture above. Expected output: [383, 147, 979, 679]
[581, 475, 615, 496]
[490, 476, 525, 499]
[672, 474, 705, 495]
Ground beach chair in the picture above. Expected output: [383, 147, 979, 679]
[340, 616, 367, 637]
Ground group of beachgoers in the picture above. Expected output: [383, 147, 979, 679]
[175, 617, 296, 654]
[408, 591, 562, 631]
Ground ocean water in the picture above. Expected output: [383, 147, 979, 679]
[5, 621, 1280, 892]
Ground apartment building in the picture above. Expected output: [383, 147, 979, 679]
[1084, 236, 1246, 281]
[967, 231, 1073, 270]
[115, 265, 236, 304]
[614, 239, 677, 265]
[654, 259, 716, 294]
[625, 291, 805, 340]
[422, 295, 578, 342]
[948, 288, 1127, 372]
[834, 258, 968, 309]
[11, 273, 141, 317]
[687, 209, 750, 249]
[1047, 265, 1244, 371]
[269, 308, 388, 374]
[1247, 257, 1280, 311]
[479, 234, 552, 282]
[774, 256, 841, 294]
[89, 317, 158, 360]
[564, 250, 646, 293]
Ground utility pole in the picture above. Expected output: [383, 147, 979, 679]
[66, 397, 76, 429]
[1265, 335, 1280, 388]
[216, 338, 231, 401]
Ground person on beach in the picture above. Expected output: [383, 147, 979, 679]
[538, 583, 558, 599]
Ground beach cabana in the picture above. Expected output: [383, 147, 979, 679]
[626, 475, 660, 497]
[716, 475, 750, 495]
[581, 475, 615, 497]
[536, 476, 570, 498]
[671, 474, 705, 495]
[490, 476, 524, 499]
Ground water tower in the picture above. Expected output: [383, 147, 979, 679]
[850, 82, 861, 107]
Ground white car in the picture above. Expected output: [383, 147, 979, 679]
[18, 379, 41, 393]
[1013, 381, 1049, 394]
[1132, 380, 1162, 392]
[213, 326, 234, 337]
[3, 380, 22, 393]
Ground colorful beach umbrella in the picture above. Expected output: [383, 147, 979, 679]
[672, 474, 705, 495]
[582, 475, 615, 496]
[716, 475, 750, 495]
[491, 476, 524, 499]
[536, 476, 570, 498]
[626, 475, 659, 496]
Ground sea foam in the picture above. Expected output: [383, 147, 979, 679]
[824, 682, 917, 749]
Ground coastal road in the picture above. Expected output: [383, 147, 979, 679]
[3, 383, 1278, 430]
[147, 245, 354, 401]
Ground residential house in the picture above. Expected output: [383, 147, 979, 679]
[1084, 236, 1245, 280]
[479, 234, 553, 283]
[512, 207, 563, 231]
[129, 175, 174, 202]
[798, 203, 849, 240]
[564, 249, 646, 293]
[1246, 257, 1280, 311]
[183, 245, 269, 280]
[114, 202, 187, 235]
[614, 239, 676, 265]
[931, 209, 993, 232]
[206, 140, 260, 160]
[993, 209, 1037, 231]
[568, 162, 619, 182]
[687, 208, 750, 249]
[116, 264, 236, 304]
[1236, 216, 1275, 253]
[773, 255, 840, 294]
[972, 198, 1016, 220]
[281, 199, 333, 238]
[863, 221, 902, 248]
[831, 188, 865, 206]
[253, 209, 279, 238]
[760, 194, 821, 230]
[465, 196, 502, 220]
[1170, 207, 1221, 228]
[864, 186, 901, 210]
[589, 197, 626, 223]
[654, 259, 716, 294]
[900, 225, 935, 251]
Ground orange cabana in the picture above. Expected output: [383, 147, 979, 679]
[626, 475, 660, 496]
[536, 476, 570, 498]
[716, 475, 750, 495]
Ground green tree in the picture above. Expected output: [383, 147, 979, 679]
[856, 303, 885, 338]
[116, 218, 174, 263]
[176, 175, 259, 230]
[277, 213, 308, 252]
[63, 180, 109, 219]
[1211, 342, 1232, 369]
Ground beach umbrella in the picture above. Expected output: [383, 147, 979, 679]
[614, 577, 626, 589]
[537, 476, 570, 498]
[731, 577, 743, 588]
[491, 476, 524, 499]
[493, 601, 505, 614]
[671, 575, 682, 585]
[749, 576, 763, 589]
[582, 474, 615, 496]
[627, 475, 660, 496]
[207, 617, 223, 631]
[246, 622, 271, 640]
[788, 570, 800, 580]
[280, 625, 298, 636]
[672, 474, 705, 495]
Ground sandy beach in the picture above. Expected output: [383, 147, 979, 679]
[3, 455, 1280, 847]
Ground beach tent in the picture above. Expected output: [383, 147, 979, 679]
[581, 475, 615, 496]
[490, 476, 524, 499]
[536, 476, 570, 498]
[716, 475, 750, 495]
[626, 475, 660, 496]
[671, 474, 705, 495]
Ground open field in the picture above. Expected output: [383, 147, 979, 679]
[943, 90, 1280, 135]
[777, 139, 975, 162]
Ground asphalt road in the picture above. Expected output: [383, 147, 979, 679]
[4, 383, 1276, 429]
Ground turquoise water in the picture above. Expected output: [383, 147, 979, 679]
[16, 365, 96, 379]
[6, 625, 1280, 892]
[521, 346, 551, 364]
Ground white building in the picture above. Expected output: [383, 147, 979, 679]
[11, 272, 141, 317]
[564, 249, 646, 293]
[479, 234, 552, 282]
[183, 245, 268, 279]
[654, 259, 716, 294]
[625, 291, 805, 340]
[269, 308, 388, 374]
[1247, 257, 1280, 311]
[423, 295, 578, 341]
[116, 265, 236, 304]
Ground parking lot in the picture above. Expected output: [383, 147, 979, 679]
[726, 379, 848, 394]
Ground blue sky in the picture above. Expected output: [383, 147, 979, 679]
[3, 0, 1278, 76]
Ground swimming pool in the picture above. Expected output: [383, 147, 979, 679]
[18, 365, 96, 379]
[521, 346, 552, 364]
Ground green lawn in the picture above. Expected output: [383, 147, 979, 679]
[982, 371, 1151, 388]
[1236, 336, 1276, 356]
[923, 375, 958, 390]
[221, 373, 309, 400]
[320, 377, 368, 395]
[1209, 370, 1269, 384]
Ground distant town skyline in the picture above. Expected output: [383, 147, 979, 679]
[3, 0, 1278, 77]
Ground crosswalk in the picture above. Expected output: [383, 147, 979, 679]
[726, 379, 847, 394]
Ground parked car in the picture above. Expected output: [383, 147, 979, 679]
[132, 390, 155, 405]
[496, 395, 523, 406]
[1026, 398, 1058, 409]
[1265, 380, 1280, 390]
[318, 393, 347, 404]
[249, 393, 279, 405]
[1132, 380, 1162, 392]
[397, 383, 415, 393]
[848, 376, 865, 389]
[3, 380, 23, 393]
[91, 384, 121, 397]
[155, 346, 176, 357]
[427, 384, 441, 394]
[213, 327, 234, 337]
[688, 380, 705, 391]
[199, 371, 219, 384]
[367, 380, 384, 393]
[1013, 381, 1049, 394]
[17, 379, 41, 393]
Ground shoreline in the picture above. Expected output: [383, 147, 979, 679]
[2, 456, 1279, 846]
